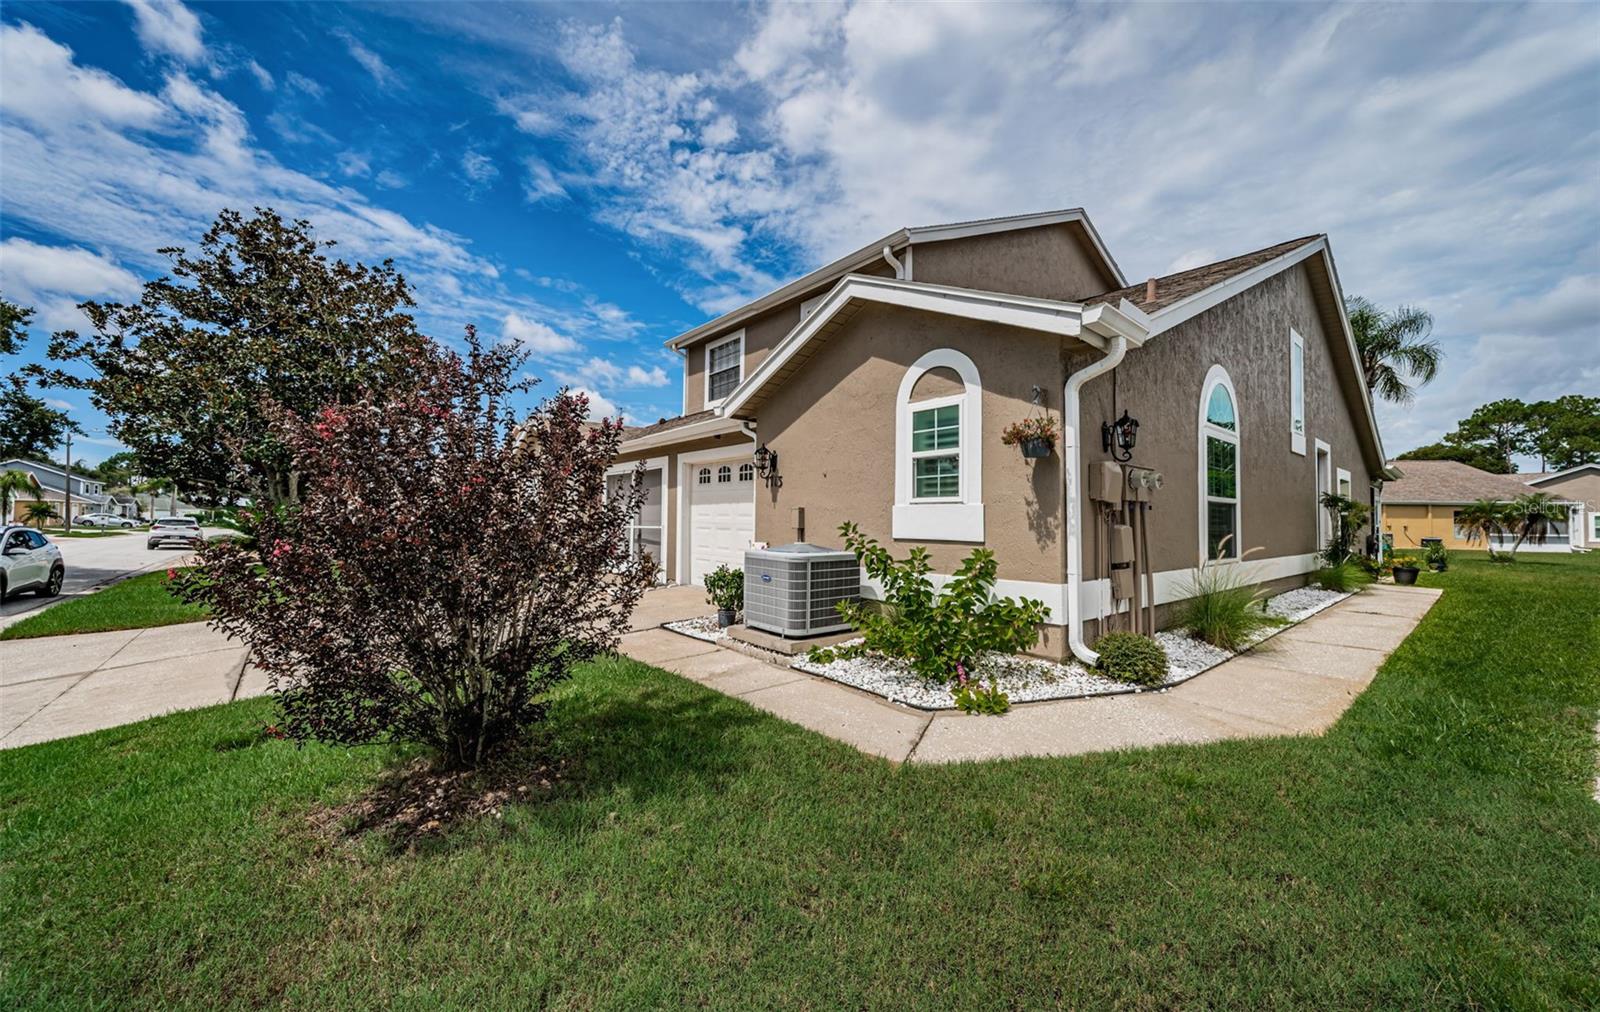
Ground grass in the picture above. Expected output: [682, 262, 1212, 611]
[2, 553, 1597, 1009]
[0, 569, 206, 640]
[1174, 554, 1286, 649]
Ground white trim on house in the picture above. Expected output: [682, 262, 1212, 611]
[1139, 237, 1389, 479]
[1314, 439, 1333, 551]
[1289, 327, 1307, 456]
[605, 455, 668, 583]
[664, 208, 1126, 351]
[1525, 462, 1600, 485]
[619, 414, 746, 454]
[894, 348, 983, 542]
[717, 274, 1150, 419]
[703, 330, 744, 410]
[1197, 365, 1241, 565]
[673, 440, 757, 586]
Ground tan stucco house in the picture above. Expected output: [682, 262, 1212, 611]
[1522, 463, 1600, 549]
[1380, 458, 1583, 553]
[611, 208, 1391, 663]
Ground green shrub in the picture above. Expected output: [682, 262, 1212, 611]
[1424, 542, 1449, 571]
[952, 676, 1010, 715]
[703, 564, 743, 613]
[1315, 560, 1372, 593]
[1174, 552, 1285, 651]
[833, 521, 1049, 683]
[1095, 632, 1168, 687]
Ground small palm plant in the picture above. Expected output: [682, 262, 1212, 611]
[23, 501, 59, 530]
[1455, 499, 1514, 559]
[0, 469, 42, 523]
[1507, 493, 1568, 556]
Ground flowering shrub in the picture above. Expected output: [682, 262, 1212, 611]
[952, 664, 1010, 714]
[176, 331, 651, 766]
[999, 415, 1059, 447]
[827, 521, 1048, 683]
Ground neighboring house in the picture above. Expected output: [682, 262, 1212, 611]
[0, 458, 120, 522]
[1382, 459, 1581, 553]
[611, 208, 1390, 661]
[1522, 463, 1600, 549]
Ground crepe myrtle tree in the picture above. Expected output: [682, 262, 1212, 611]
[177, 331, 652, 766]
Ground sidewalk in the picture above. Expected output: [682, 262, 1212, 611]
[618, 584, 1443, 764]
[0, 622, 267, 749]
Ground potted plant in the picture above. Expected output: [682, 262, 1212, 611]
[704, 564, 743, 627]
[1424, 542, 1449, 572]
[1000, 416, 1059, 459]
[1391, 553, 1421, 586]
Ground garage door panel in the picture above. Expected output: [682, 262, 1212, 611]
[688, 458, 755, 585]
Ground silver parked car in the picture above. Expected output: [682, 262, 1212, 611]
[75, 512, 138, 528]
[147, 516, 204, 550]
[1, 525, 64, 600]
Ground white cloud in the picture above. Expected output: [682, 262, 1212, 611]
[0, 237, 143, 332]
[333, 28, 399, 89]
[123, 0, 206, 65]
[502, 313, 577, 354]
[246, 59, 274, 90]
[627, 364, 670, 387]
[522, 157, 566, 203]
[460, 149, 499, 195]
[284, 71, 324, 99]
[569, 386, 625, 422]
[336, 150, 370, 177]
[556, 357, 672, 391]
[496, 94, 561, 134]
[374, 169, 408, 190]
[1, 22, 168, 129]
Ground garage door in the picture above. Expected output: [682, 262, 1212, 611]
[687, 458, 755, 585]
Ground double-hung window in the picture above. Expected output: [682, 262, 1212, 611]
[705, 332, 743, 406]
[1289, 329, 1306, 455]
[1200, 367, 1240, 561]
[910, 400, 961, 500]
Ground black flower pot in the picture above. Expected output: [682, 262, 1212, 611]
[1393, 566, 1419, 586]
[1020, 437, 1054, 459]
[717, 608, 737, 628]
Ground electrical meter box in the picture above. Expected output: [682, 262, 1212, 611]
[1089, 460, 1125, 503]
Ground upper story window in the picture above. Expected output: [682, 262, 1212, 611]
[1200, 365, 1240, 561]
[1290, 328, 1306, 455]
[705, 331, 743, 407]
[893, 348, 984, 542]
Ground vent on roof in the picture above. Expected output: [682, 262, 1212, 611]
[743, 544, 860, 637]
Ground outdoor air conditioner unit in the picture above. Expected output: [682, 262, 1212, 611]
[743, 543, 860, 637]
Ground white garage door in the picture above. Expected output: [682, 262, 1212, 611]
[687, 458, 755, 585]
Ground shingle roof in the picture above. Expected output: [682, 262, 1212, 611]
[1383, 459, 1544, 503]
[621, 410, 716, 440]
[1086, 235, 1322, 313]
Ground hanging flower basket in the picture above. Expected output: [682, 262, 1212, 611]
[1001, 416, 1058, 459]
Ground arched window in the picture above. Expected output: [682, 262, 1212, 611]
[717, 465, 732, 483]
[697, 467, 711, 485]
[1199, 365, 1240, 561]
[738, 463, 754, 482]
[894, 348, 983, 542]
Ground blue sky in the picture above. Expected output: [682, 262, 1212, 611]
[2, 1, 1596, 467]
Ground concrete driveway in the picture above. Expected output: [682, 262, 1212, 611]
[0, 527, 229, 630]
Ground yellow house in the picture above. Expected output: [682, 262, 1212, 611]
[1383, 459, 1580, 553]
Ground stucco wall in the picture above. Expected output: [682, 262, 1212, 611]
[908, 223, 1114, 302]
[614, 431, 756, 581]
[1531, 471, 1600, 545]
[1382, 504, 1480, 550]
[1077, 262, 1376, 576]
[751, 302, 1068, 582]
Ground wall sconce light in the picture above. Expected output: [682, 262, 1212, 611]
[1102, 410, 1139, 463]
[753, 444, 782, 488]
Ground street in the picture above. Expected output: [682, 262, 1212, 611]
[0, 529, 227, 629]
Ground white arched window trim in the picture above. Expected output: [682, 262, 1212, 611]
[1197, 364, 1241, 564]
[893, 348, 984, 543]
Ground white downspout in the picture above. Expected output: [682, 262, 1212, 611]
[881, 245, 906, 280]
[1064, 334, 1129, 667]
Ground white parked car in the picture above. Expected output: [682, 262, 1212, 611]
[75, 512, 137, 528]
[147, 516, 204, 550]
[1, 525, 64, 600]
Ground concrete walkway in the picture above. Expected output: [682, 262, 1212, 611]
[0, 622, 267, 749]
[619, 584, 1443, 764]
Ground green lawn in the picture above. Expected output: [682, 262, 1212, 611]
[2, 554, 1597, 1009]
[0, 569, 206, 640]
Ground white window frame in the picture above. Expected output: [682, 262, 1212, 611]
[1197, 364, 1241, 564]
[1336, 467, 1352, 499]
[893, 348, 983, 542]
[907, 394, 964, 503]
[1289, 328, 1306, 456]
[1591, 510, 1600, 542]
[703, 330, 744, 410]
[1314, 438, 1332, 550]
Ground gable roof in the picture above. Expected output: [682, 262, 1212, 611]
[665, 208, 1125, 351]
[1382, 459, 1549, 503]
[1524, 463, 1600, 485]
[1086, 236, 1321, 314]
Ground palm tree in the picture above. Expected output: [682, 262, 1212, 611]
[1507, 492, 1568, 555]
[1345, 296, 1442, 405]
[0, 469, 42, 524]
[23, 501, 59, 530]
[1454, 498, 1513, 559]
